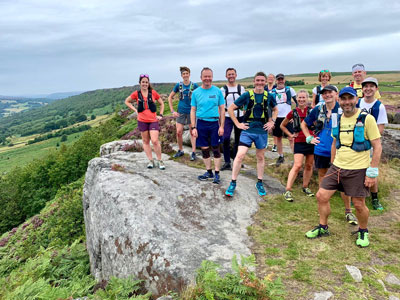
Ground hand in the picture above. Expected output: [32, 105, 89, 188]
[309, 136, 320, 145]
[364, 176, 377, 188]
[172, 111, 179, 118]
[218, 126, 224, 136]
[263, 121, 275, 131]
[192, 128, 198, 138]
[292, 132, 298, 138]
[156, 115, 162, 120]
[238, 122, 249, 130]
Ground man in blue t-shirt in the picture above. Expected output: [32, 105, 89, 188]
[191, 67, 225, 184]
[168, 66, 199, 161]
[301, 85, 357, 225]
[225, 72, 278, 197]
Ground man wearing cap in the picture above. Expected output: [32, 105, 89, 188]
[350, 63, 381, 99]
[305, 87, 382, 248]
[357, 77, 388, 210]
[301, 85, 357, 225]
[270, 73, 297, 165]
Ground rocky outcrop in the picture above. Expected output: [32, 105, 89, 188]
[83, 147, 284, 297]
[381, 129, 400, 160]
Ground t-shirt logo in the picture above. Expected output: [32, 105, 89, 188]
[209, 95, 216, 99]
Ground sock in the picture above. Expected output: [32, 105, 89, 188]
[345, 209, 352, 214]
[258, 178, 263, 183]
[215, 171, 220, 175]
[359, 228, 368, 233]
[319, 224, 328, 230]
[371, 192, 378, 200]
[207, 169, 213, 175]
[231, 180, 236, 184]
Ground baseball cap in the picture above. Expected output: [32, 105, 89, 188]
[339, 87, 357, 97]
[361, 77, 378, 87]
[320, 85, 338, 93]
[276, 73, 285, 79]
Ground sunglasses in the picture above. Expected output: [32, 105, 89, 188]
[320, 70, 330, 73]
[140, 74, 149, 78]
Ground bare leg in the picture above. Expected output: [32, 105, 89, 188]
[189, 127, 197, 153]
[202, 147, 212, 170]
[341, 193, 352, 210]
[352, 197, 369, 228]
[302, 154, 314, 188]
[141, 131, 153, 161]
[176, 122, 184, 151]
[317, 188, 337, 225]
[318, 168, 328, 188]
[286, 153, 304, 190]
[255, 148, 266, 179]
[150, 130, 162, 160]
[276, 136, 283, 156]
[231, 146, 249, 180]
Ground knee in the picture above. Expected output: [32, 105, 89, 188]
[176, 130, 183, 137]
[151, 139, 159, 147]
[352, 199, 366, 211]
[304, 163, 313, 171]
[256, 153, 265, 162]
[235, 152, 246, 162]
[142, 139, 150, 146]
[201, 147, 210, 159]
[212, 145, 221, 158]
[292, 163, 302, 173]
[316, 191, 329, 204]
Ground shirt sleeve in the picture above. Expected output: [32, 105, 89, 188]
[130, 91, 138, 100]
[377, 103, 388, 125]
[304, 106, 318, 126]
[217, 88, 225, 106]
[173, 83, 179, 93]
[193, 83, 199, 90]
[286, 110, 294, 120]
[152, 90, 160, 100]
[290, 87, 297, 97]
[191, 90, 197, 107]
[240, 85, 246, 94]
[220, 87, 226, 98]
[365, 114, 381, 141]
[234, 92, 250, 108]
[312, 87, 317, 95]
[268, 93, 277, 108]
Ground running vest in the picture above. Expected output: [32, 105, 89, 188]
[315, 85, 322, 105]
[137, 90, 157, 113]
[349, 81, 363, 98]
[332, 111, 371, 152]
[313, 104, 329, 135]
[356, 98, 381, 121]
[178, 82, 194, 101]
[292, 107, 311, 133]
[243, 90, 269, 123]
[271, 86, 293, 105]
[223, 84, 243, 117]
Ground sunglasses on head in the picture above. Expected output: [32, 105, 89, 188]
[320, 70, 330, 73]
[352, 64, 365, 69]
[140, 74, 149, 78]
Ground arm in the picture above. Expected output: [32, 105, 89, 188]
[312, 94, 317, 108]
[218, 104, 225, 136]
[330, 138, 336, 163]
[125, 95, 138, 114]
[264, 103, 278, 131]
[364, 138, 382, 187]
[377, 124, 385, 135]
[156, 95, 164, 119]
[228, 103, 248, 130]
[280, 118, 294, 138]
[167, 91, 179, 117]
[292, 95, 298, 107]
[190, 106, 197, 138]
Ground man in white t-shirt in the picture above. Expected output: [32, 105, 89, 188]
[220, 68, 246, 171]
[271, 73, 297, 165]
[358, 77, 387, 210]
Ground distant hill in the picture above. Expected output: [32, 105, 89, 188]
[44, 91, 84, 100]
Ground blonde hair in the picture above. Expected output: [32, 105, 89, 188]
[297, 89, 310, 99]
[318, 71, 332, 82]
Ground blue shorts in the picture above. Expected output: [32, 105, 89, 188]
[196, 119, 222, 147]
[239, 131, 268, 149]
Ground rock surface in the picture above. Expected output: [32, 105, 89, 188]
[100, 140, 142, 156]
[314, 291, 333, 300]
[381, 129, 400, 160]
[83, 148, 284, 297]
[386, 273, 400, 286]
[345, 265, 362, 282]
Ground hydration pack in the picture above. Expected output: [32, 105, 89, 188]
[292, 107, 311, 133]
[332, 111, 371, 152]
[137, 90, 157, 113]
[178, 82, 195, 101]
[312, 104, 328, 136]
[223, 84, 243, 117]
[271, 86, 293, 105]
[356, 98, 381, 121]
[243, 90, 269, 123]
[349, 81, 363, 98]
[315, 85, 323, 105]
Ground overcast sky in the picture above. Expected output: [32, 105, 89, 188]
[1, 0, 400, 95]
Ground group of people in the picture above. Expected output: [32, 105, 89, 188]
[125, 63, 387, 248]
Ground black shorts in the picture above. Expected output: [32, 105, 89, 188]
[294, 142, 315, 155]
[273, 117, 293, 137]
[314, 154, 331, 169]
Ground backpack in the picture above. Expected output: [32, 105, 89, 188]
[312, 104, 329, 135]
[223, 84, 243, 116]
[137, 90, 156, 113]
[292, 107, 311, 133]
[356, 98, 381, 121]
[271, 86, 293, 105]
[243, 90, 269, 123]
[178, 82, 194, 101]
[332, 111, 371, 152]
[315, 85, 322, 105]
[349, 81, 363, 98]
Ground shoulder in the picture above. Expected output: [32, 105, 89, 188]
[240, 85, 246, 93]
[130, 90, 138, 99]
[312, 86, 317, 94]
[152, 90, 160, 99]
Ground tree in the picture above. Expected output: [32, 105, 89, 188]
[60, 135, 67, 142]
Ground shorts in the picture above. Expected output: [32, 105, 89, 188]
[294, 142, 315, 155]
[196, 119, 222, 147]
[314, 154, 331, 169]
[273, 117, 293, 137]
[320, 165, 369, 198]
[137, 121, 160, 132]
[239, 131, 268, 149]
[176, 113, 191, 125]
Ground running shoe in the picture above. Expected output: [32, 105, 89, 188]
[271, 144, 277, 152]
[284, 190, 294, 202]
[345, 212, 358, 225]
[221, 162, 232, 171]
[354, 230, 369, 248]
[305, 225, 330, 239]
[190, 152, 197, 161]
[255, 181, 266, 196]
[302, 187, 314, 197]
[198, 171, 214, 181]
[147, 160, 154, 169]
[372, 198, 384, 211]
[225, 181, 236, 197]
[159, 160, 165, 170]
[173, 150, 184, 158]
[276, 156, 284, 166]
[212, 173, 220, 184]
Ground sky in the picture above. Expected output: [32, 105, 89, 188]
[1, 0, 400, 96]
